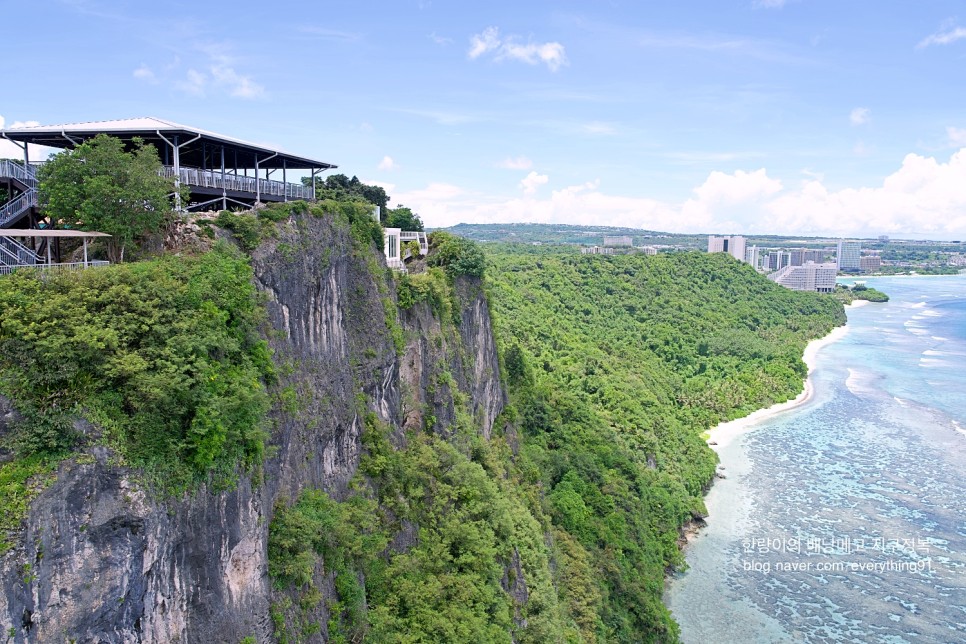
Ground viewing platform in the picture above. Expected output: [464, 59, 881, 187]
[0, 117, 337, 219]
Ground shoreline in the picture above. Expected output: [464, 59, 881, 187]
[705, 315, 856, 450]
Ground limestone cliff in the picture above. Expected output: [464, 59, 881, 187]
[0, 211, 505, 642]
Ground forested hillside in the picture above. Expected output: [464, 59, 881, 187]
[485, 246, 845, 640]
[0, 198, 845, 641]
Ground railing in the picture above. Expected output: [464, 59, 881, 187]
[0, 160, 38, 188]
[0, 236, 41, 266]
[386, 257, 407, 272]
[0, 189, 38, 227]
[161, 166, 313, 201]
[0, 260, 109, 276]
[400, 231, 429, 255]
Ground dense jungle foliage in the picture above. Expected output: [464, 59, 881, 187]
[483, 246, 845, 640]
[0, 244, 273, 549]
[269, 242, 845, 643]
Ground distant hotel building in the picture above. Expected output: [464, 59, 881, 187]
[766, 250, 790, 271]
[640, 246, 658, 256]
[860, 255, 881, 272]
[581, 245, 615, 255]
[768, 261, 837, 293]
[837, 240, 862, 271]
[789, 248, 827, 267]
[745, 245, 760, 270]
[603, 235, 633, 247]
[708, 235, 747, 262]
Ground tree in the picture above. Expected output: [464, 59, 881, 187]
[384, 205, 424, 231]
[303, 173, 389, 211]
[38, 134, 176, 263]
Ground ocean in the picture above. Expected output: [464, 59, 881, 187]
[665, 274, 966, 643]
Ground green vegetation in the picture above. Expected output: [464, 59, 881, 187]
[485, 247, 845, 640]
[835, 283, 890, 303]
[269, 414, 564, 643]
[383, 205, 424, 232]
[214, 201, 306, 251]
[37, 134, 178, 263]
[213, 199, 382, 255]
[0, 244, 273, 494]
[0, 455, 59, 553]
[395, 268, 455, 321]
[303, 173, 389, 212]
[426, 231, 486, 278]
[268, 242, 844, 642]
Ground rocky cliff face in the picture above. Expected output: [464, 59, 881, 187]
[0, 212, 505, 643]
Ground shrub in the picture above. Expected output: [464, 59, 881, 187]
[427, 231, 486, 277]
[0, 243, 273, 492]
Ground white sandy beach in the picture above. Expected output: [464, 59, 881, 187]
[705, 302, 867, 449]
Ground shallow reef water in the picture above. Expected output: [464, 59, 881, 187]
[666, 275, 966, 643]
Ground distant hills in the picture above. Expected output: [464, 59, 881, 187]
[439, 222, 964, 253]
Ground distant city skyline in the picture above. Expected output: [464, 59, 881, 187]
[3, 1, 966, 239]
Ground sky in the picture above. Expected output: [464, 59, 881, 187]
[2, 0, 966, 239]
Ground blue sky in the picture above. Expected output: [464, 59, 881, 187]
[3, 0, 966, 239]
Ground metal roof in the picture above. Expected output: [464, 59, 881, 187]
[0, 229, 111, 237]
[0, 117, 336, 170]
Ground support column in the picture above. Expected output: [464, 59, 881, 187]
[255, 158, 260, 203]
[83, 238, 88, 267]
[172, 135, 182, 211]
[283, 159, 287, 202]
[221, 145, 227, 210]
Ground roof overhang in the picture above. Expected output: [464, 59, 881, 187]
[0, 229, 111, 238]
[0, 117, 337, 171]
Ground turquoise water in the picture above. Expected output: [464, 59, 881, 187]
[665, 275, 966, 643]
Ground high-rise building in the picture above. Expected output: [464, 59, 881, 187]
[837, 240, 862, 271]
[767, 250, 789, 271]
[768, 262, 837, 292]
[804, 249, 825, 264]
[745, 245, 760, 270]
[790, 249, 806, 266]
[708, 235, 747, 262]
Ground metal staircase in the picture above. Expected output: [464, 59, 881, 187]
[0, 161, 43, 269]
[0, 236, 41, 267]
[0, 160, 39, 228]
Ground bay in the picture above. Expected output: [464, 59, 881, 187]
[665, 274, 966, 643]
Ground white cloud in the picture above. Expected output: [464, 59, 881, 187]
[468, 26, 501, 59]
[361, 179, 396, 193]
[378, 155, 398, 171]
[917, 25, 966, 48]
[850, 107, 870, 126]
[582, 121, 617, 136]
[501, 41, 567, 71]
[133, 64, 157, 83]
[497, 156, 533, 170]
[297, 26, 362, 42]
[394, 149, 966, 238]
[520, 171, 549, 194]
[154, 43, 266, 99]
[209, 65, 265, 99]
[0, 115, 55, 160]
[755, 0, 787, 7]
[468, 27, 568, 71]
[946, 126, 966, 146]
[429, 32, 453, 46]
[177, 69, 208, 96]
